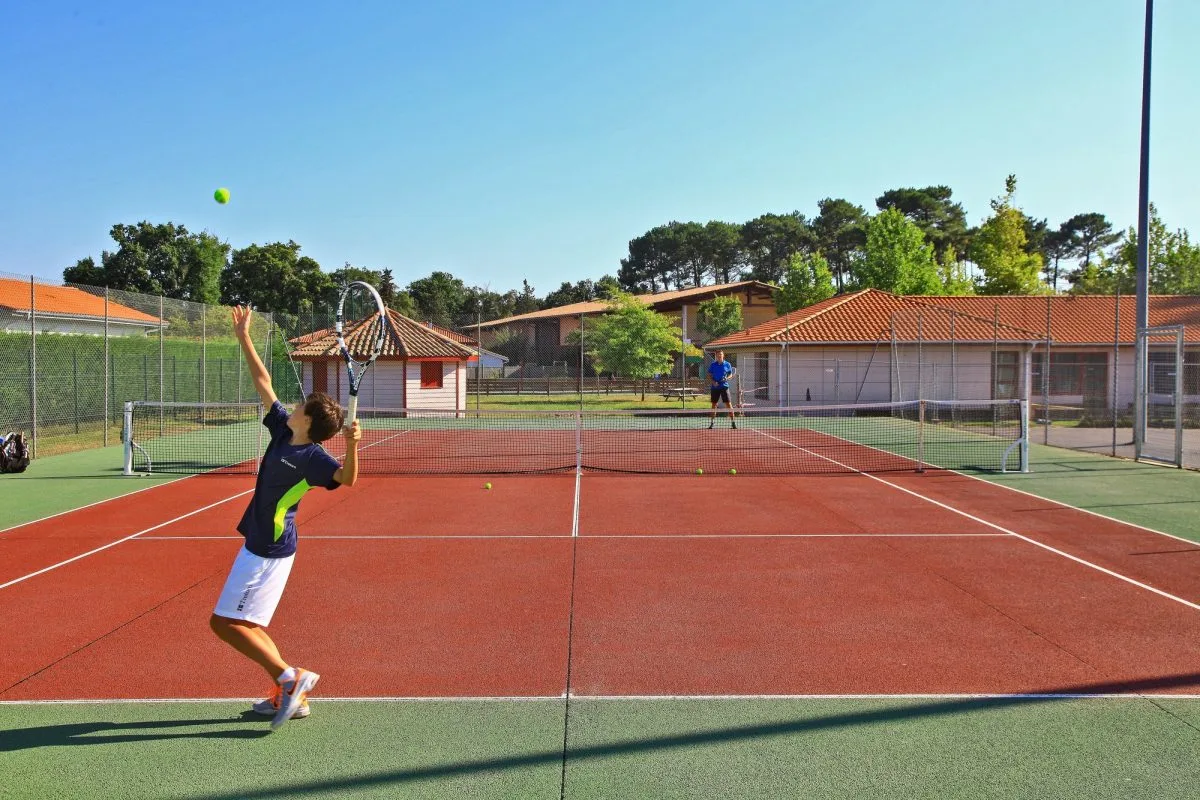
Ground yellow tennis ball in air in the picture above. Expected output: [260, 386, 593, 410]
[695, 468, 703, 475]
[214, 187, 230, 204]
[484, 482, 492, 490]
[729, 468, 737, 475]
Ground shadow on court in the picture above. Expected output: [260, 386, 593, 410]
[0, 711, 270, 750]
[172, 673, 1200, 800]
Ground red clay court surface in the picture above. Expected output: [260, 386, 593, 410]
[3, 468, 1200, 703]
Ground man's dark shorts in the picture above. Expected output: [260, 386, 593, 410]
[710, 387, 731, 405]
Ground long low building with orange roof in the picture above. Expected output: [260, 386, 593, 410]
[707, 289, 1200, 410]
[1, 277, 164, 335]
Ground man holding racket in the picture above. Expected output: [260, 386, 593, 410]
[209, 305, 361, 731]
[707, 350, 737, 429]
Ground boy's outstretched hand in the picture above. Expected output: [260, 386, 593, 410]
[232, 305, 253, 339]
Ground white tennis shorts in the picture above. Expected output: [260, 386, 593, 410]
[213, 545, 295, 626]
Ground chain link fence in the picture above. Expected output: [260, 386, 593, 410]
[732, 298, 1198, 468]
[2, 271, 280, 458]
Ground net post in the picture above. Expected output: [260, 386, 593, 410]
[916, 399, 926, 473]
[574, 410, 582, 474]
[122, 401, 134, 476]
[256, 402, 264, 476]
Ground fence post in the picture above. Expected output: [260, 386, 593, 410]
[73, 350, 79, 434]
[30, 276, 37, 458]
[1112, 290, 1121, 456]
[159, 297, 164, 410]
[159, 295, 164, 436]
[103, 288, 110, 446]
[143, 353, 149, 400]
[201, 306, 207, 405]
[1043, 295, 1052, 445]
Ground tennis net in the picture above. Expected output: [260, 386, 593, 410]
[123, 399, 1028, 476]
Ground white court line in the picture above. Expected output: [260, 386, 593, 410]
[580, 533, 1008, 539]
[131, 534, 1012, 542]
[0, 489, 254, 591]
[0, 472, 199, 535]
[134, 534, 573, 540]
[2, 426, 412, 583]
[962, 466, 1200, 548]
[751, 428, 1200, 614]
[0, 695, 566, 705]
[572, 464, 582, 538]
[1, 692, 1196, 705]
[768, 421, 1198, 547]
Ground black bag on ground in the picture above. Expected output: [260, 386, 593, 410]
[0, 432, 30, 474]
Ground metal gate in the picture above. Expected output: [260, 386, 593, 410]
[1136, 325, 1184, 467]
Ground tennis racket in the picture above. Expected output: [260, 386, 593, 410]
[335, 280, 388, 425]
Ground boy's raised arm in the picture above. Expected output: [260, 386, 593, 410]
[233, 306, 278, 409]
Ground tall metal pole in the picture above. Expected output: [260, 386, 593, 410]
[29, 276, 37, 458]
[476, 301, 482, 414]
[103, 288, 110, 446]
[1133, 0, 1154, 457]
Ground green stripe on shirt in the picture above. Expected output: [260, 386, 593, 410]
[273, 479, 313, 541]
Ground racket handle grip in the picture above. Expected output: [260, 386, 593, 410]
[347, 395, 358, 426]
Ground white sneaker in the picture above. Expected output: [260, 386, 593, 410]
[271, 668, 320, 731]
[251, 684, 310, 719]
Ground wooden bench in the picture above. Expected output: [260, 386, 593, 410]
[660, 387, 704, 401]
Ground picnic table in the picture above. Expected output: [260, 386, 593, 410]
[660, 387, 704, 401]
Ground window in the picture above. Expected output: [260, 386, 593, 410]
[1031, 352, 1107, 395]
[753, 352, 770, 402]
[420, 361, 443, 389]
[992, 351, 1019, 399]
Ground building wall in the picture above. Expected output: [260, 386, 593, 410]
[405, 361, 463, 411]
[301, 361, 406, 409]
[734, 344, 1031, 406]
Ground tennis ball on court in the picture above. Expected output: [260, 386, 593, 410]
[484, 482, 492, 490]
[214, 187, 230, 204]
[695, 468, 703, 475]
[729, 468, 737, 475]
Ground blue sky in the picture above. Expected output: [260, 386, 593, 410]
[2, 0, 1197, 294]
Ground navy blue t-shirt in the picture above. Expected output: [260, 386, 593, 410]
[708, 360, 733, 388]
[236, 401, 341, 558]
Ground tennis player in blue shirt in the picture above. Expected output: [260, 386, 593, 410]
[209, 305, 361, 731]
[707, 350, 737, 429]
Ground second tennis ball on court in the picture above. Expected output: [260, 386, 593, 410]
[484, 482, 492, 490]
[695, 468, 703, 475]
[729, 468, 737, 475]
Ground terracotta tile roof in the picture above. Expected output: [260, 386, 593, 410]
[0, 278, 162, 325]
[476, 281, 776, 328]
[289, 308, 476, 360]
[709, 289, 1200, 347]
[422, 320, 478, 345]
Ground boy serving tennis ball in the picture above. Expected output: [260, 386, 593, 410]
[209, 305, 361, 731]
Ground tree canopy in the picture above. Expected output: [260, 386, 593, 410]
[62, 175, 1199, 341]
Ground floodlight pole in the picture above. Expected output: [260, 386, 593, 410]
[1133, 0, 1153, 457]
[476, 300, 482, 414]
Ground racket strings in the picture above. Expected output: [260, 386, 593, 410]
[339, 288, 388, 364]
